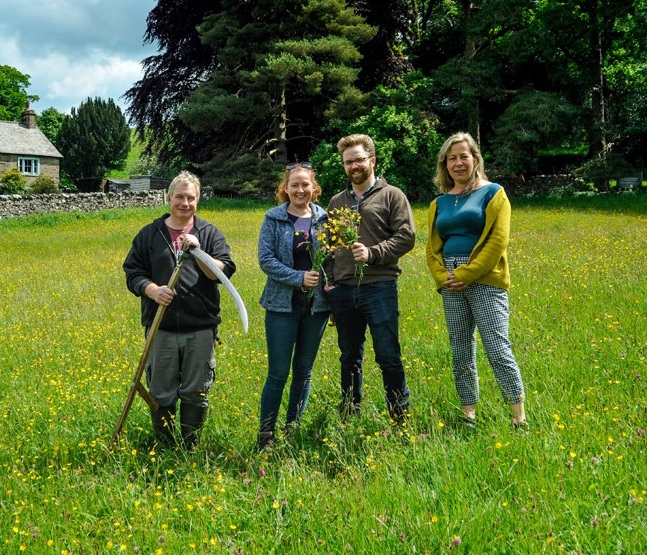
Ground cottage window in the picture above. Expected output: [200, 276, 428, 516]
[18, 157, 40, 176]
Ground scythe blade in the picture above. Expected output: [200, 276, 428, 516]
[189, 247, 249, 333]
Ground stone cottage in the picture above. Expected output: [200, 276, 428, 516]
[0, 105, 63, 185]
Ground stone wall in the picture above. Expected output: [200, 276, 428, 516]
[0, 190, 166, 219]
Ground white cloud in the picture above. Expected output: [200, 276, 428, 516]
[0, 0, 157, 116]
[30, 49, 147, 114]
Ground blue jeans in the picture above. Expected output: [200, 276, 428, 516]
[260, 292, 329, 433]
[327, 281, 409, 415]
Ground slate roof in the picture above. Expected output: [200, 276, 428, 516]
[0, 120, 63, 158]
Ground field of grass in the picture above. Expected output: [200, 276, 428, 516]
[1, 195, 645, 554]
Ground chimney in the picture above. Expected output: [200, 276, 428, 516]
[21, 101, 37, 129]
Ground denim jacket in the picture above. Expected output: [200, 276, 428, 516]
[258, 202, 329, 314]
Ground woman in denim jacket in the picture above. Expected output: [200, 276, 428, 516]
[257, 163, 329, 449]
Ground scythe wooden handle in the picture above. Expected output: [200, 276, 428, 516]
[111, 256, 186, 445]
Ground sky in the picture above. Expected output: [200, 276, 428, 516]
[0, 0, 158, 117]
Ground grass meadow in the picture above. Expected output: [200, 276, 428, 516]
[1, 194, 645, 554]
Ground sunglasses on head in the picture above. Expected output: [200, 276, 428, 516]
[286, 161, 312, 170]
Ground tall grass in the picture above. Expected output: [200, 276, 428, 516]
[1, 194, 645, 554]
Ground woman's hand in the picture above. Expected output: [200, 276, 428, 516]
[443, 271, 467, 292]
[302, 270, 320, 290]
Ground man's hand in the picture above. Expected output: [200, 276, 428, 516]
[180, 233, 200, 250]
[145, 283, 175, 306]
[351, 242, 369, 263]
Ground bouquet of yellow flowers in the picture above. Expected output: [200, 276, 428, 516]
[296, 206, 365, 295]
[325, 206, 365, 281]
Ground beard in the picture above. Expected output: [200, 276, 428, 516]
[348, 166, 371, 185]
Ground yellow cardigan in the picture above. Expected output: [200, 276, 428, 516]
[426, 187, 511, 291]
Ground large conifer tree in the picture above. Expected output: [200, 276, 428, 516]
[125, 0, 375, 193]
[178, 0, 375, 192]
[57, 98, 130, 191]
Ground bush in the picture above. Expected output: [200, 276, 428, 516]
[30, 175, 60, 194]
[0, 168, 27, 194]
[312, 72, 443, 202]
[59, 170, 78, 193]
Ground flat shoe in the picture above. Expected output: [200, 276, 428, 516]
[462, 416, 477, 429]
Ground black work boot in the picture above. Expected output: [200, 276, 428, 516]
[383, 373, 410, 424]
[257, 430, 274, 451]
[180, 403, 208, 451]
[151, 405, 177, 447]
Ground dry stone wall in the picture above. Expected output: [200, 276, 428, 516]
[0, 191, 166, 219]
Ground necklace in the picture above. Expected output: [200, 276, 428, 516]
[453, 187, 469, 206]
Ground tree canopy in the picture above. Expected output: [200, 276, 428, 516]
[126, 0, 647, 195]
[0, 65, 39, 121]
[37, 107, 66, 145]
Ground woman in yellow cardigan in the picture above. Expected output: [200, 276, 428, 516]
[426, 132, 527, 429]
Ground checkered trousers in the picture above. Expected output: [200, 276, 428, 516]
[441, 256, 525, 406]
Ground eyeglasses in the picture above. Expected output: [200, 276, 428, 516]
[286, 161, 312, 170]
[342, 156, 371, 168]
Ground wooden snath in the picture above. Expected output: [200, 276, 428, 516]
[110, 251, 188, 445]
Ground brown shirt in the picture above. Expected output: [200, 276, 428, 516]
[326, 178, 415, 286]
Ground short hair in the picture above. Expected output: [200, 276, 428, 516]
[276, 165, 322, 204]
[167, 170, 201, 199]
[434, 132, 488, 194]
[337, 134, 375, 157]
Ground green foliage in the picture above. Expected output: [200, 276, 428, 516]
[0, 167, 27, 194]
[312, 72, 442, 201]
[29, 175, 60, 194]
[127, 0, 647, 187]
[492, 92, 582, 176]
[529, 0, 647, 165]
[106, 130, 143, 180]
[58, 170, 78, 193]
[106, 130, 183, 181]
[573, 153, 635, 189]
[57, 97, 130, 192]
[201, 153, 282, 197]
[424, 0, 537, 137]
[0, 65, 39, 121]
[36, 107, 66, 145]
